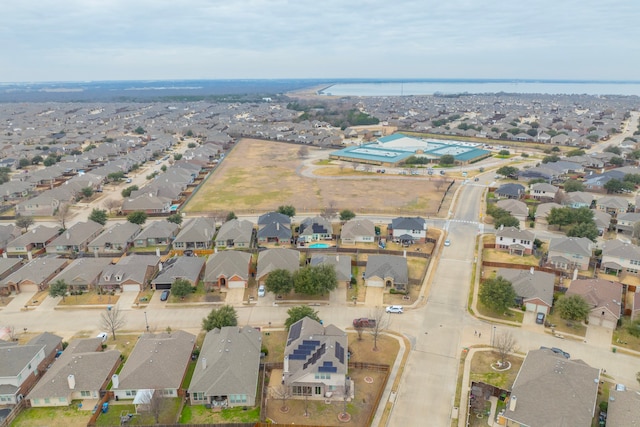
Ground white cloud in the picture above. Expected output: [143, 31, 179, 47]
[1, 0, 639, 81]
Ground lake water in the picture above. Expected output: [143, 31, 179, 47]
[321, 81, 640, 97]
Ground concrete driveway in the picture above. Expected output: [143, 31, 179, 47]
[365, 286, 383, 306]
[585, 324, 614, 349]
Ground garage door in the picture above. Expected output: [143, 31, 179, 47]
[155, 283, 172, 290]
[20, 283, 39, 293]
[590, 314, 616, 329]
[525, 303, 537, 312]
[122, 284, 140, 292]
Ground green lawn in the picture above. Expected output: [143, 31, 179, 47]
[476, 301, 524, 323]
[179, 405, 260, 424]
[181, 360, 197, 389]
[11, 404, 90, 427]
[545, 311, 587, 337]
[96, 398, 181, 426]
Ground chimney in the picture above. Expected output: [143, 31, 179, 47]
[529, 267, 534, 275]
[403, 250, 406, 258]
[509, 395, 517, 411]
[94, 247, 99, 258]
[284, 355, 289, 373]
[156, 247, 160, 257]
[573, 268, 579, 280]
[158, 262, 163, 271]
[276, 222, 280, 231]
[202, 358, 207, 370]
[2, 252, 6, 259]
[111, 374, 119, 389]
[27, 251, 32, 261]
[67, 374, 76, 390]
[214, 247, 217, 253]
[500, 224, 504, 230]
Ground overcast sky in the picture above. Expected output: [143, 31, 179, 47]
[2, 0, 639, 82]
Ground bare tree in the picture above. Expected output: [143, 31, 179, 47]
[297, 145, 309, 158]
[147, 389, 167, 424]
[494, 331, 517, 365]
[434, 179, 446, 191]
[103, 199, 120, 215]
[99, 306, 126, 340]
[320, 201, 338, 221]
[6, 325, 17, 341]
[369, 307, 390, 351]
[271, 383, 291, 412]
[352, 162, 360, 171]
[56, 203, 71, 230]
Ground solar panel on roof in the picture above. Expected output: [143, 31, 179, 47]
[287, 321, 303, 345]
[288, 354, 306, 360]
[335, 342, 345, 364]
[318, 366, 338, 373]
[302, 340, 320, 346]
[323, 361, 333, 367]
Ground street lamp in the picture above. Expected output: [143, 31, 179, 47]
[144, 311, 149, 332]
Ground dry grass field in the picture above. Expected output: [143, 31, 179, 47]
[184, 139, 453, 215]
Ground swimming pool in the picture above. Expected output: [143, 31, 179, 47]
[308, 243, 330, 249]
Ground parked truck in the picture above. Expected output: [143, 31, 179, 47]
[353, 318, 376, 328]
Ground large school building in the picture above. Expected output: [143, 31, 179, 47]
[330, 134, 491, 166]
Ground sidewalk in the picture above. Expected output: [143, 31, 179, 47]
[371, 331, 408, 427]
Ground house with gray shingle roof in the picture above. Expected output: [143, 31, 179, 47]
[388, 217, 426, 244]
[600, 239, 640, 276]
[0, 332, 62, 405]
[133, 220, 179, 248]
[97, 255, 160, 292]
[283, 317, 350, 401]
[256, 248, 300, 284]
[310, 254, 352, 286]
[547, 236, 594, 271]
[495, 227, 535, 255]
[15, 194, 61, 217]
[87, 221, 141, 254]
[188, 326, 261, 407]
[503, 349, 599, 427]
[151, 256, 205, 290]
[495, 183, 525, 199]
[5, 225, 60, 256]
[298, 216, 333, 243]
[112, 331, 195, 401]
[566, 278, 622, 329]
[498, 268, 555, 314]
[46, 220, 103, 255]
[257, 212, 292, 244]
[49, 257, 113, 291]
[563, 191, 595, 209]
[534, 202, 562, 225]
[596, 195, 629, 215]
[121, 194, 173, 214]
[172, 217, 215, 251]
[27, 338, 120, 407]
[364, 255, 408, 290]
[0, 224, 20, 252]
[1, 256, 67, 294]
[607, 386, 640, 426]
[340, 218, 375, 244]
[529, 183, 559, 201]
[496, 199, 529, 226]
[614, 212, 640, 233]
[204, 251, 252, 290]
[215, 219, 254, 249]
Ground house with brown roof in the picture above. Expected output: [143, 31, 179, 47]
[27, 338, 120, 407]
[566, 278, 623, 329]
[111, 331, 195, 401]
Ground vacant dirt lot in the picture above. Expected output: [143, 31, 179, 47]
[185, 139, 453, 215]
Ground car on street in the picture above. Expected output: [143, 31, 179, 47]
[258, 285, 266, 297]
[444, 239, 451, 246]
[386, 305, 403, 314]
[536, 312, 545, 324]
[160, 290, 170, 301]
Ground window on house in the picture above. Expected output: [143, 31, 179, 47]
[44, 398, 50, 404]
[315, 386, 322, 395]
[80, 391, 91, 397]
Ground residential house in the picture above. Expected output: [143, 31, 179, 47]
[0, 225, 21, 253]
[172, 217, 215, 252]
[204, 251, 252, 289]
[563, 191, 594, 209]
[607, 386, 640, 427]
[310, 254, 352, 286]
[112, 331, 195, 401]
[494, 227, 535, 255]
[592, 210, 612, 235]
[529, 183, 559, 201]
[547, 236, 594, 271]
[5, 226, 59, 256]
[27, 338, 120, 407]
[503, 348, 599, 427]
[498, 268, 555, 315]
[133, 220, 179, 248]
[151, 256, 205, 290]
[15, 194, 61, 217]
[518, 166, 558, 182]
[188, 326, 261, 408]
[495, 183, 525, 199]
[49, 258, 113, 291]
[614, 212, 640, 234]
[388, 217, 427, 244]
[214, 219, 254, 249]
[46, 221, 103, 255]
[495, 199, 529, 226]
[256, 248, 300, 285]
[283, 317, 350, 401]
[0, 258, 23, 295]
[298, 216, 333, 244]
[1, 256, 67, 294]
[121, 194, 173, 214]
[364, 255, 408, 290]
[534, 202, 561, 226]
[600, 239, 640, 276]
[0, 333, 62, 405]
[97, 255, 160, 292]
[566, 278, 623, 329]
[87, 222, 141, 254]
[596, 195, 629, 216]
[340, 218, 376, 244]
[257, 212, 292, 244]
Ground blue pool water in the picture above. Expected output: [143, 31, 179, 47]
[308, 243, 330, 249]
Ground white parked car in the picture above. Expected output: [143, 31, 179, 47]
[258, 285, 266, 297]
[386, 305, 404, 314]
[444, 239, 451, 246]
